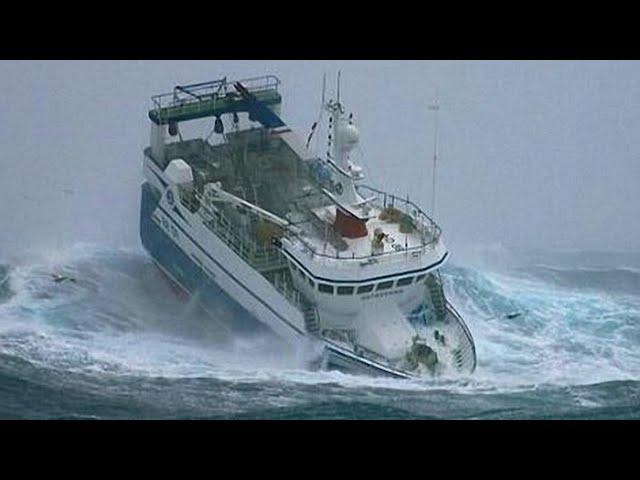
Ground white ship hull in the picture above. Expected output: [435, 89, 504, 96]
[142, 157, 474, 378]
[140, 75, 476, 378]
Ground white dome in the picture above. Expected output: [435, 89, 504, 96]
[337, 122, 360, 152]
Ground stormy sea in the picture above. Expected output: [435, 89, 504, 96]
[1, 243, 639, 419]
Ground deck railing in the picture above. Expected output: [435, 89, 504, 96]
[357, 185, 441, 242]
[183, 190, 287, 273]
[280, 184, 442, 263]
[150, 75, 281, 113]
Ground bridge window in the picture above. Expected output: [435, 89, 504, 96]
[357, 284, 374, 294]
[337, 286, 355, 295]
[318, 283, 334, 294]
[376, 281, 394, 291]
[308, 277, 315, 288]
[415, 274, 427, 283]
[396, 277, 414, 287]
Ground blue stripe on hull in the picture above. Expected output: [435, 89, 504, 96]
[139, 183, 267, 335]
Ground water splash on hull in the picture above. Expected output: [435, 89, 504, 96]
[1, 243, 639, 418]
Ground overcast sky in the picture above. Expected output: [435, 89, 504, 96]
[1, 60, 639, 259]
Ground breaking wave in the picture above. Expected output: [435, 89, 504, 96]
[1, 243, 639, 418]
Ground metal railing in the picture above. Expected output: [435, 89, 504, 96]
[177, 169, 441, 267]
[354, 343, 391, 364]
[272, 269, 310, 309]
[182, 190, 287, 273]
[357, 184, 441, 242]
[181, 189, 326, 325]
[280, 184, 442, 263]
[151, 75, 281, 111]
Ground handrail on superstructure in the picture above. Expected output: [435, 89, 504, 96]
[280, 184, 442, 262]
[356, 184, 442, 239]
[151, 75, 280, 109]
[182, 190, 286, 272]
[148, 75, 282, 126]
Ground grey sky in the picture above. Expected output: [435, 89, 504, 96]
[1, 60, 639, 259]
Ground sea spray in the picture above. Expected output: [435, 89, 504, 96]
[1, 243, 639, 418]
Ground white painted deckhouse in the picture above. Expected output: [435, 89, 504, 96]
[140, 75, 476, 378]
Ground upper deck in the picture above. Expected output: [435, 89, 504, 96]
[144, 75, 447, 283]
[149, 75, 283, 127]
[285, 183, 439, 250]
[280, 184, 448, 281]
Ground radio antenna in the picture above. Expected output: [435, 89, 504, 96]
[428, 89, 440, 217]
[307, 73, 327, 149]
[322, 72, 327, 105]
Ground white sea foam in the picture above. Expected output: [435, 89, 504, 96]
[1, 243, 639, 397]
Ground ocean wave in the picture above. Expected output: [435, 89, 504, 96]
[510, 264, 640, 296]
[1, 243, 640, 417]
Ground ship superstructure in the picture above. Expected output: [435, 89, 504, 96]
[140, 75, 476, 377]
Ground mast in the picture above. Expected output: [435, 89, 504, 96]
[322, 72, 326, 105]
[428, 91, 440, 217]
[306, 73, 327, 149]
[322, 72, 371, 238]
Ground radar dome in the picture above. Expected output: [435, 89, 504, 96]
[337, 123, 360, 152]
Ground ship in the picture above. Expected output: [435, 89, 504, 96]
[140, 75, 476, 378]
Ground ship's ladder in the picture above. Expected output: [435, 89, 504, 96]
[425, 273, 447, 321]
[300, 300, 321, 336]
